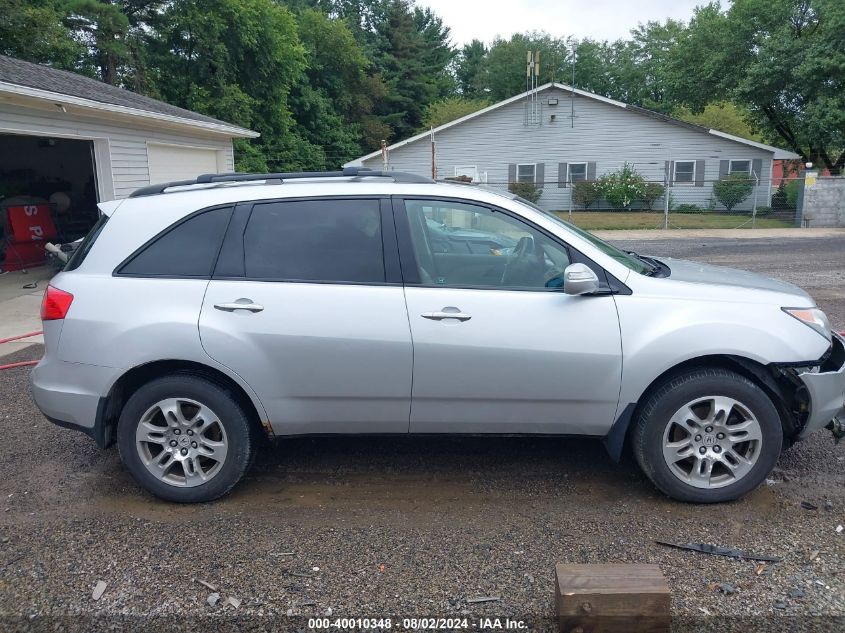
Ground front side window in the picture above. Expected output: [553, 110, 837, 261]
[674, 160, 695, 184]
[516, 164, 536, 183]
[569, 163, 588, 183]
[243, 199, 384, 283]
[403, 199, 570, 290]
[118, 206, 232, 277]
[729, 160, 751, 175]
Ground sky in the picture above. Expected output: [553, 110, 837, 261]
[416, 0, 704, 45]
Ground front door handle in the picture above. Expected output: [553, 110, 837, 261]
[422, 311, 471, 322]
[214, 300, 264, 313]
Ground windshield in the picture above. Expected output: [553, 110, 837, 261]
[508, 195, 652, 275]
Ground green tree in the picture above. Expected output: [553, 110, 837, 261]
[0, 0, 82, 68]
[480, 32, 569, 101]
[152, 0, 308, 171]
[455, 39, 487, 98]
[672, 0, 845, 174]
[420, 96, 489, 130]
[673, 102, 763, 141]
[713, 174, 754, 211]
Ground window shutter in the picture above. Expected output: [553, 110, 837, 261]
[536, 162, 545, 186]
[558, 162, 568, 188]
[719, 160, 729, 179]
[587, 162, 596, 181]
[752, 158, 762, 181]
[508, 163, 516, 183]
[665, 160, 673, 186]
[695, 159, 705, 187]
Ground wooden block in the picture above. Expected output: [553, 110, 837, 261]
[555, 564, 670, 633]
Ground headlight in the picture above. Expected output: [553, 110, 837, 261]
[782, 307, 832, 340]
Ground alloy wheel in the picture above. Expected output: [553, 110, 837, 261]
[135, 397, 228, 487]
[661, 395, 763, 489]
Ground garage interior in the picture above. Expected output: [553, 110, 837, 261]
[0, 134, 99, 270]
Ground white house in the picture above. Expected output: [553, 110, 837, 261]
[346, 82, 798, 212]
[0, 54, 257, 239]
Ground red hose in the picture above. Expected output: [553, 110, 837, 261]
[0, 331, 43, 345]
[0, 360, 38, 370]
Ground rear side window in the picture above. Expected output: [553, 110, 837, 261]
[118, 206, 232, 277]
[243, 199, 385, 283]
[64, 214, 108, 271]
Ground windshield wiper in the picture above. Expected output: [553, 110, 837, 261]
[627, 250, 659, 275]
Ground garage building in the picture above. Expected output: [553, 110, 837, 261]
[0, 54, 257, 267]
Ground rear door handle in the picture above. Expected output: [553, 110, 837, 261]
[214, 300, 264, 313]
[422, 311, 471, 322]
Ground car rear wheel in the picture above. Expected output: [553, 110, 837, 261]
[631, 368, 782, 503]
[117, 374, 255, 502]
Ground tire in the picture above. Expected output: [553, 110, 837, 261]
[631, 368, 782, 503]
[117, 374, 255, 503]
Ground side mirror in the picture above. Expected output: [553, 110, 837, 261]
[563, 263, 600, 295]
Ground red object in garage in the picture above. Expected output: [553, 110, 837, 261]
[2, 203, 57, 271]
[4, 204, 57, 243]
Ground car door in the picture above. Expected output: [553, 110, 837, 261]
[396, 197, 623, 435]
[199, 197, 413, 435]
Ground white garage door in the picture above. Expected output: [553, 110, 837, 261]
[147, 144, 220, 185]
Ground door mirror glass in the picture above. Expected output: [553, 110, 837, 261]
[563, 263, 600, 295]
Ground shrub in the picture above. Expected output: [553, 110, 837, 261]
[572, 180, 599, 209]
[771, 182, 790, 209]
[641, 182, 665, 211]
[713, 174, 753, 212]
[784, 179, 800, 207]
[508, 181, 543, 203]
[754, 206, 772, 216]
[675, 203, 702, 214]
[597, 163, 647, 209]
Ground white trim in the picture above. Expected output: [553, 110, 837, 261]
[516, 163, 537, 183]
[673, 160, 696, 185]
[454, 165, 479, 181]
[345, 81, 799, 167]
[728, 159, 752, 175]
[0, 81, 259, 139]
[568, 162, 588, 183]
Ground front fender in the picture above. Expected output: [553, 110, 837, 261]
[615, 296, 830, 407]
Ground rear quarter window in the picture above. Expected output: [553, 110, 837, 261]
[116, 206, 232, 278]
[64, 214, 109, 272]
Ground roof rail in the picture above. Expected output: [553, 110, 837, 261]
[128, 167, 433, 198]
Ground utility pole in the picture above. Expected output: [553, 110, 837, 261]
[430, 128, 436, 180]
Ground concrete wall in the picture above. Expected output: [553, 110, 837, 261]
[802, 177, 845, 227]
[358, 86, 774, 211]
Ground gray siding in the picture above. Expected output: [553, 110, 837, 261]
[362, 87, 773, 211]
[0, 100, 235, 200]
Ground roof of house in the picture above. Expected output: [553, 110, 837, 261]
[345, 82, 798, 165]
[0, 55, 258, 138]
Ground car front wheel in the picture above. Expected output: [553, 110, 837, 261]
[631, 368, 782, 503]
[117, 374, 255, 503]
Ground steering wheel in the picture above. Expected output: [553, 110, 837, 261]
[501, 235, 543, 286]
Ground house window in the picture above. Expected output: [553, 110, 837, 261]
[674, 161, 696, 184]
[729, 160, 751, 175]
[517, 163, 536, 183]
[569, 163, 588, 183]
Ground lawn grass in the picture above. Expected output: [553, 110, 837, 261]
[552, 211, 794, 230]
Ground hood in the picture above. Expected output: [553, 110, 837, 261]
[658, 257, 813, 300]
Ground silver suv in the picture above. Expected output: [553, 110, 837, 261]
[31, 169, 845, 503]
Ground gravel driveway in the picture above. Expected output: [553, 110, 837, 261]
[0, 235, 843, 632]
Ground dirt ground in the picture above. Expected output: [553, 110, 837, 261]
[0, 235, 843, 632]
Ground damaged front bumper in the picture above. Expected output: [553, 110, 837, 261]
[796, 332, 845, 439]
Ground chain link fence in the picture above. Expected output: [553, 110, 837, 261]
[474, 175, 803, 231]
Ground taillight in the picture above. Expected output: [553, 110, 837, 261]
[41, 285, 74, 321]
